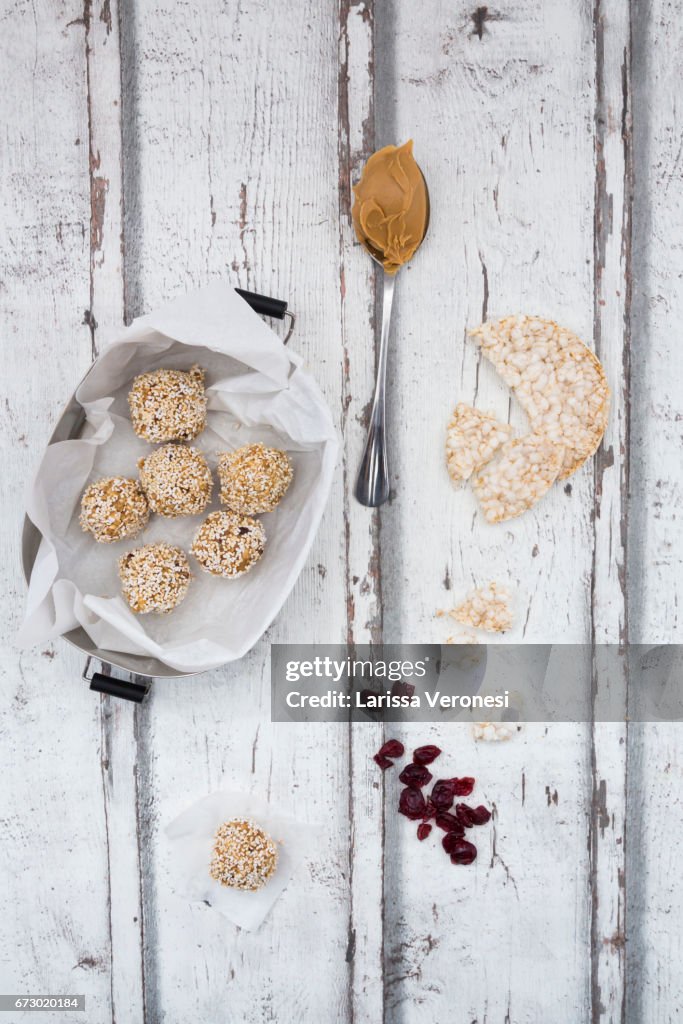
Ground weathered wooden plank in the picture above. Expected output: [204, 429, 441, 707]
[376, 1, 598, 1018]
[627, 0, 683, 1018]
[86, 0, 126, 354]
[0, 0, 113, 1017]
[339, 2, 387, 1021]
[589, 0, 632, 1018]
[84, 3, 149, 1021]
[120, 1, 354, 1019]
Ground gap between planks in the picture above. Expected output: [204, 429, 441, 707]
[590, 0, 633, 1020]
[85, 1, 148, 1021]
[339, 1, 388, 1021]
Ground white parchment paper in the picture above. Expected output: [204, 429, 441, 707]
[165, 791, 304, 931]
[19, 283, 338, 672]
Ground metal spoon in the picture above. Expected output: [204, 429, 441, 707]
[354, 171, 430, 507]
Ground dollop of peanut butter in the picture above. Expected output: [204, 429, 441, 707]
[352, 140, 428, 274]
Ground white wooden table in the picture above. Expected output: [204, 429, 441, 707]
[1, 1, 681, 1021]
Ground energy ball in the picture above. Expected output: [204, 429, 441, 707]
[128, 365, 207, 442]
[80, 476, 149, 543]
[209, 819, 278, 891]
[218, 442, 293, 515]
[118, 543, 191, 614]
[138, 444, 213, 518]
[191, 510, 265, 578]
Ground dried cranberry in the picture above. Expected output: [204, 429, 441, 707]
[442, 831, 467, 855]
[468, 804, 492, 825]
[373, 753, 394, 770]
[398, 763, 432, 788]
[378, 739, 404, 759]
[431, 780, 456, 811]
[421, 798, 437, 821]
[413, 744, 442, 766]
[434, 812, 465, 835]
[417, 823, 432, 841]
[398, 787, 427, 820]
[449, 839, 477, 865]
[455, 803, 475, 827]
[449, 776, 475, 796]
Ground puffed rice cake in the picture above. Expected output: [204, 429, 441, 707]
[469, 315, 609, 479]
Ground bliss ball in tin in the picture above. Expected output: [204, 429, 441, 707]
[128, 365, 207, 442]
[191, 510, 265, 578]
[138, 444, 213, 518]
[118, 542, 191, 614]
[218, 442, 293, 515]
[80, 476, 149, 543]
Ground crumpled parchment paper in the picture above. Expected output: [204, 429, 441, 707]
[19, 283, 338, 672]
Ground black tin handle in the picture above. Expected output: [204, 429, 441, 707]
[89, 672, 149, 703]
[235, 288, 287, 320]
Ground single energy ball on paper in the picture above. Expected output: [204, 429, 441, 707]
[79, 476, 149, 543]
[209, 819, 279, 892]
[138, 444, 213, 518]
[218, 443, 293, 515]
[128, 365, 207, 442]
[118, 542, 191, 614]
[191, 510, 265, 578]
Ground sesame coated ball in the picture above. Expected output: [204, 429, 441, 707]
[118, 542, 191, 614]
[138, 444, 213, 518]
[218, 443, 293, 515]
[191, 510, 265, 578]
[209, 819, 278, 891]
[128, 365, 207, 442]
[80, 476, 149, 543]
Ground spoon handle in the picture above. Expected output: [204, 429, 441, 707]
[355, 271, 396, 507]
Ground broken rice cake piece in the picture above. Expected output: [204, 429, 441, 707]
[451, 582, 513, 634]
[471, 433, 563, 524]
[445, 403, 512, 485]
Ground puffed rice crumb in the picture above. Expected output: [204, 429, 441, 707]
[451, 582, 513, 634]
[472, 722, 515, 742]
[445, 632, 480, 645]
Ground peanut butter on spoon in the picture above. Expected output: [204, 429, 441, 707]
[352, 140, 430, 506]
[352, 140, 428, 274]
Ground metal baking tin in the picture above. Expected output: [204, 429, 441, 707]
[21, 288, 293, 700]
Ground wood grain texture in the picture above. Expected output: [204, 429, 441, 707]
[85, 3, 148, 1020]
[589, 1, 632, 1019]
[375, 1, 596, 1019]
[2, 0, 682, 1021]
[627, 0, 683, 1019]
[119, 2, 353, 1020]
[338, 3, 387, 1021]
[0, 0, 113, 1019]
